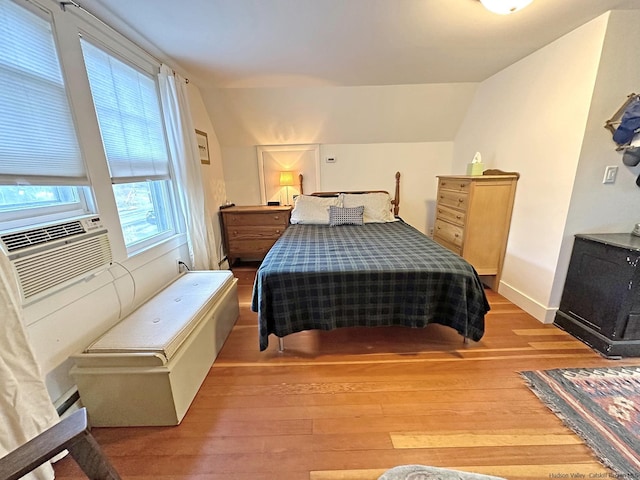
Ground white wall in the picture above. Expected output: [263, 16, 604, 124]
[187, 84, 228, 266]
[202, 83, 477, 233]
[319, 143, 452, 232]
[203, 83, 477, 147]
[555, 10, 640, 305]
[453, 14, 610, 322]
[219, 143, 452, 233]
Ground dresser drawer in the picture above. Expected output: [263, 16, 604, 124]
[226, 226, 285, 241]
[227, 240, 277, 258]
[434, 218, 464, 248]
[437, 189, 468, 211]
[433, 235, 462, 256]
[223, 212, 289, 227]
[436, 204, 465, 227]
[438, 178, 470, 193]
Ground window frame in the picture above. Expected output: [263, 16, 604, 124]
[0, 0, 95, 232]
[0, 185, 93, 231]
[0, 0, 186, 260]
[114, 179, 180, 254]
[76, 27, 184, 256]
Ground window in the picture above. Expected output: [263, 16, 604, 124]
[0, 0, 91, 229]
[0, 186, 85, 220]
[80, 38, 177, 250]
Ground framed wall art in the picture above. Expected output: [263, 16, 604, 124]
[195, 129, 210, 164]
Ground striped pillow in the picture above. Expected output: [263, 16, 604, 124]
[329, 205, 364, 226]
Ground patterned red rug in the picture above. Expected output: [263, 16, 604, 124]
[521, 366, 640, 476]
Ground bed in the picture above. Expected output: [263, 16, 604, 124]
[251, 172, 490, 351]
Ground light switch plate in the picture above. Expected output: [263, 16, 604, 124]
[603, 165, 618, 184]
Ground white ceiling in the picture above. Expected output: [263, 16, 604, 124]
[81, 0, 639, 88]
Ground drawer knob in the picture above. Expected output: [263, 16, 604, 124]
[456, 215, 462, 219]
[442, 182, 447, 186]
[458, 198, 463, 202]
[274, 216, 280, 220]
[455, 233, 459, 237]
[460, 183, 465, 188]
[275, 229, 281, 234]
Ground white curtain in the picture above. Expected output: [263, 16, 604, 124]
[158, 65, 215, 270]
[0, 252, 59, 480]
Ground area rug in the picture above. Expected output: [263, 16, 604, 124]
[521, 366, 640, 476]
[378, 465, 505, 479]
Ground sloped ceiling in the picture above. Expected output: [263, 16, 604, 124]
[80, 0, 639, 88]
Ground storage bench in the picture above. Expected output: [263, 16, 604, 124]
[71, 270, 239, 426]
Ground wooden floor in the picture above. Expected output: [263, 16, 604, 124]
[55, 267, 640, 480]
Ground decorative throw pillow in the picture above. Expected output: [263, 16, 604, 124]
[341, 192, 396, 223]
[290, 195, 342, 224]
[329, 205, 364, 226]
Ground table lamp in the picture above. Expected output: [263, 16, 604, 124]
[279, 171, 294, 205]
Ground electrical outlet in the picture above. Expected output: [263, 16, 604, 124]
[325, 156, 336, 163]
[603, 166, 618, 184]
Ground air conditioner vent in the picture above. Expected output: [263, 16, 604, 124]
[1, 220, 85, 252]
[0, 217, 112, 303]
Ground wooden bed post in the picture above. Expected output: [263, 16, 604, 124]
[392, 171, 400, 217]
[299, 174, 304, 195]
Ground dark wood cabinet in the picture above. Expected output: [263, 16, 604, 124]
[554, 233, 640, 358]
[220, 206, 291, 266]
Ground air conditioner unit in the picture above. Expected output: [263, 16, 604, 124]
[0, 216, 113, 303]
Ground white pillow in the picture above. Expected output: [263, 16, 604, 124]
[290, 195, 342, 224]
[341, 192, 396, 223]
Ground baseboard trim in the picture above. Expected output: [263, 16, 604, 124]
[498, 281, 557, 324]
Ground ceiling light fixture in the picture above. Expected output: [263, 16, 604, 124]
[479, 0, 533, 15]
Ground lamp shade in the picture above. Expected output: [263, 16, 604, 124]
[479, 0, 533, 15]
[279, 171, 295, 186]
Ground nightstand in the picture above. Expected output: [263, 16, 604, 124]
[220, 205, 291, 266]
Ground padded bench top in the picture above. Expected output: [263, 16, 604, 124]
[85, 271, 234, 360]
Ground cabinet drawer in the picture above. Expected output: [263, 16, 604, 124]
[438, 178, 470, 193]
[226, 226, 285, 241]
[227, 240, 277, 257]
[223, 212, 289, 227]
[434, 218, 464, 248]
[436, 204, 465, 227]
[437, 189, 468, 211]
[433, 234, 462, 256]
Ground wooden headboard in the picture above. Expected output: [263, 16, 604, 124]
[306, 171, 401, 216]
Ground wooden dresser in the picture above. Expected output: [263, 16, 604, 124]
[220, 205, 291, 266]
[433, 174, 518, 289]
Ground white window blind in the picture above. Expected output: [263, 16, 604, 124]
[80, 39, 170, 183]
[0, 0, 88, 186]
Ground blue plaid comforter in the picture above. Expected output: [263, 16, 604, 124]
[251, 220, 490, 351]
